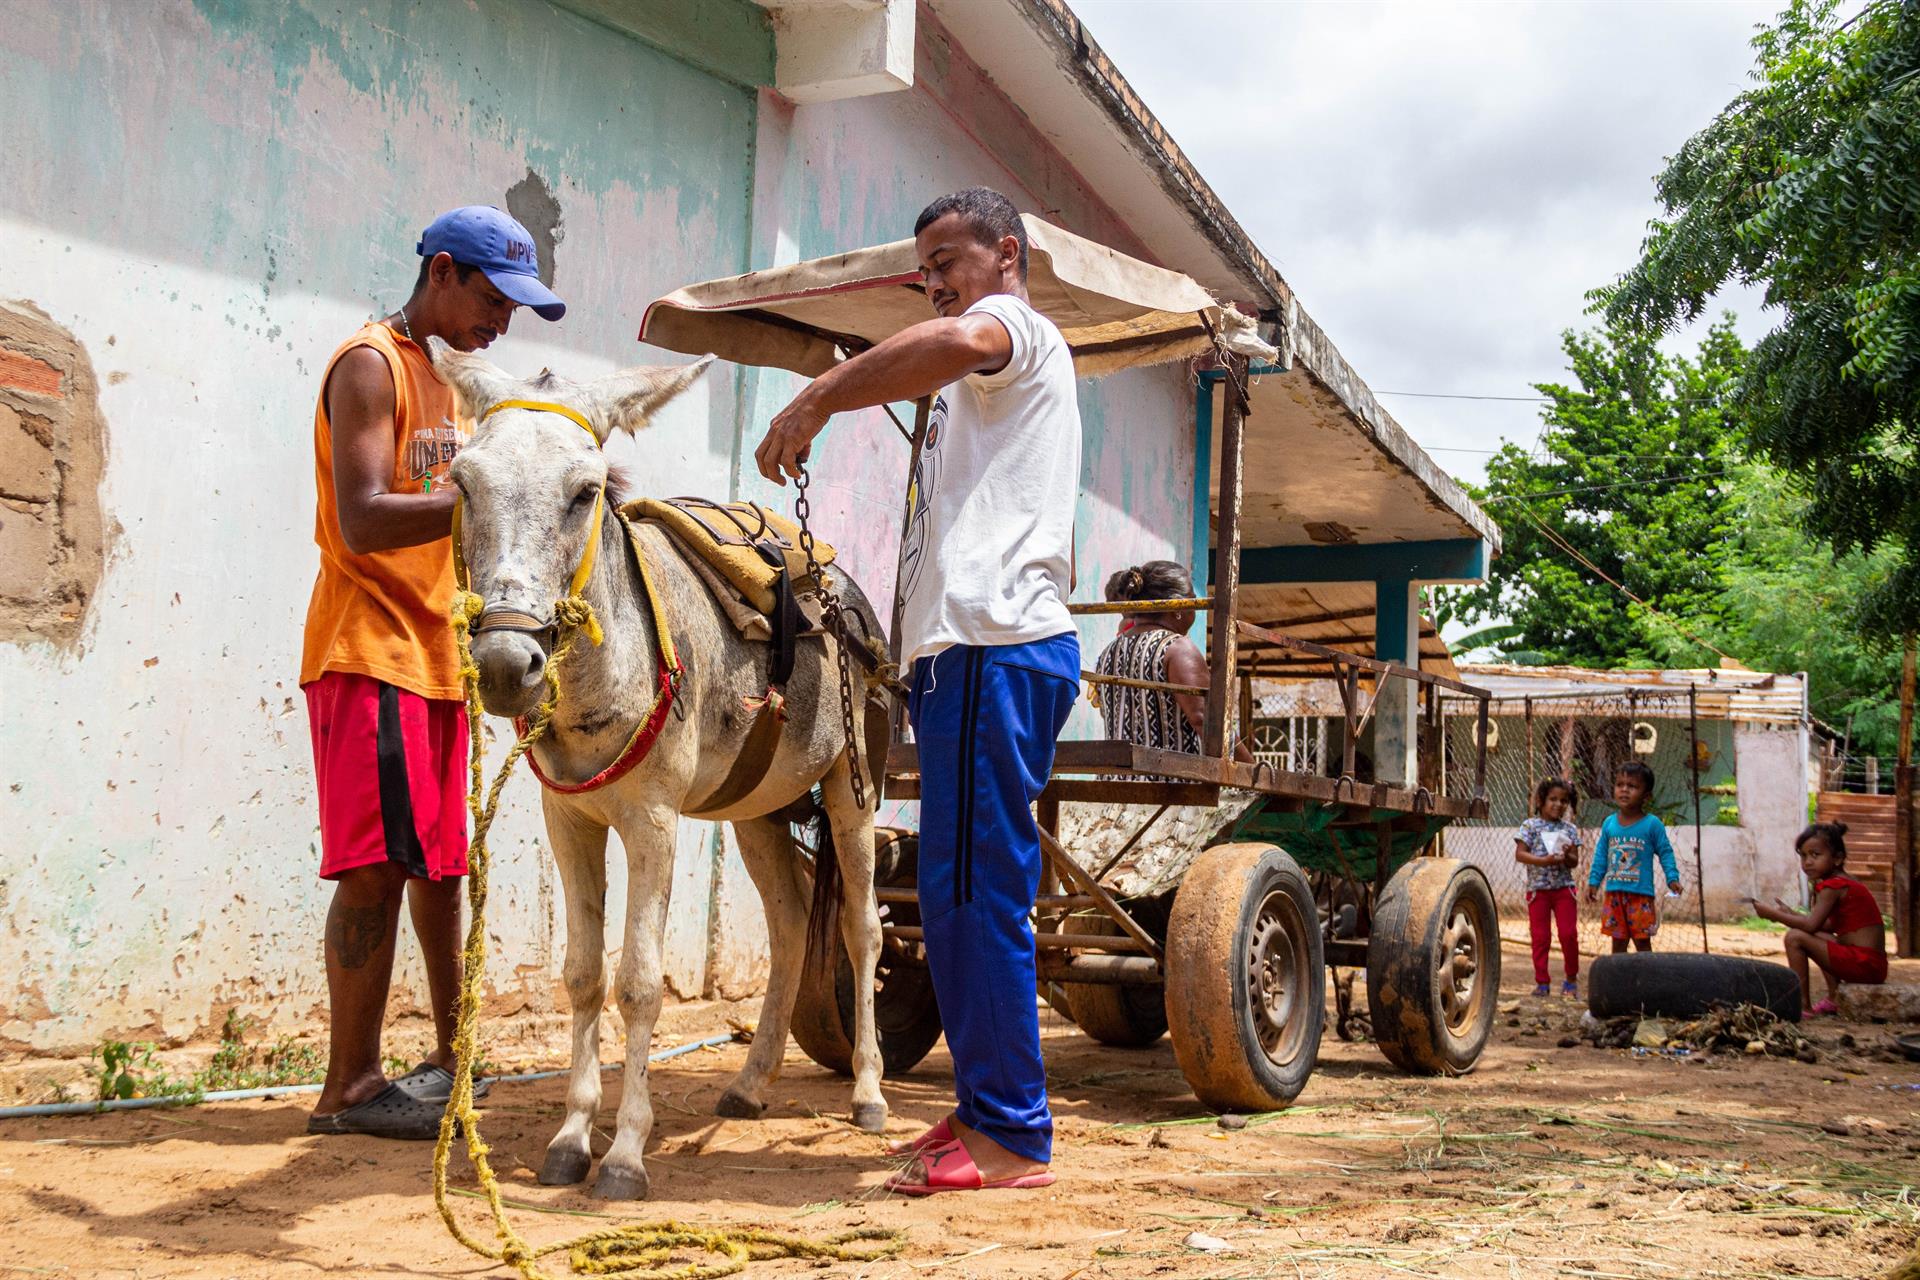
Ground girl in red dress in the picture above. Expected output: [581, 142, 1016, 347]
[1749, 822, 1888, 1017]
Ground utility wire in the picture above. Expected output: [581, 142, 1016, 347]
[1510, 502, 1737, 663]
[1480, 466, 1744, 505]
[1377, 388, 1738, 407]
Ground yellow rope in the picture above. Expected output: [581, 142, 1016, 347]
[434, 588, 905, 1279]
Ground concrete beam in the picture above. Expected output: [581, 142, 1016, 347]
[1239, 537, 1492, 587]
[761, 0, 913, 103]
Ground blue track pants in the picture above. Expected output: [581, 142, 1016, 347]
[907, 632, 1079, 1164]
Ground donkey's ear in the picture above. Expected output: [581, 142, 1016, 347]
[427, 337, 518, 419]
[589, 355, 715, 440]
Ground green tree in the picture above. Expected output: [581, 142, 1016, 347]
[1598, 0, 1920, 639]
[1651, 465, 1906, 754]
[1445, 320, 1745, 666]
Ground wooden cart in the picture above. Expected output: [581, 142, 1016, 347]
[641, 220, 1499, 1112]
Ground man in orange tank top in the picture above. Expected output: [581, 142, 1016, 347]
[302, 207, 565, 1138]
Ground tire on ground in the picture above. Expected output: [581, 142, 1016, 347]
[1164, 843, 1323, 1112]
[1586, 951, 1802, 1024]
[1059, 913, 1169, 1048]
[1367, 857, 1500, 1076]
[789, 829, 944, 1077]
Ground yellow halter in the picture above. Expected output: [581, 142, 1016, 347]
[452, 399, 606, 627]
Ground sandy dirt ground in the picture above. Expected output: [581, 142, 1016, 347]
[2, 935, 1916, 1280]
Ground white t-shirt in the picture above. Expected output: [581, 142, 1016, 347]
[898, 293, 1081, 667]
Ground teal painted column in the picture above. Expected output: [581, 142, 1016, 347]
[1375, 577, 1422, 786]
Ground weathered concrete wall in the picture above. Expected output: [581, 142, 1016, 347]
[0, 0, 1201, 1046]
[1733, 722, 1813, 908]
[0, 0, 761, 1050]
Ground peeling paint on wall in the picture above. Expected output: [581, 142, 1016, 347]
[0, 300, 115, 651]
[506, 168, 565, 289]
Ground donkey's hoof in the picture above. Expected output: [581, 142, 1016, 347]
[537, 1147, 592, 1186]
[851, 1102, 888, 1134]
[591, 1165, 651, 1201]
[714, 1088, 767, 1120]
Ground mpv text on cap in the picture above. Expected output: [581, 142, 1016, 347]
[417, 205, 566, 321]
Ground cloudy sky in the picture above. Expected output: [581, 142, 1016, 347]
[1072, 0, 1782, 484]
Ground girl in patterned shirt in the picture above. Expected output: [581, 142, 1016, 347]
[1516, 776, 1581, 997]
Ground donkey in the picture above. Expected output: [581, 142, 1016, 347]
[435, 340, 886, 1200]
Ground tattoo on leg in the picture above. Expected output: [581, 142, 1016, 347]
[330, 903, 388, 970]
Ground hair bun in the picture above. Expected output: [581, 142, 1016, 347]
[1832, 821, 1848, 837]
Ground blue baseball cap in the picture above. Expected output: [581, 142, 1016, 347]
[416, 206, 566, 321]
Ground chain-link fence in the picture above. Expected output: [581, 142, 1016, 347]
[1437, 689, 1722, 966]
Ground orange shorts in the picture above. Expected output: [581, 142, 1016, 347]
[1601, 891, 1659, 940]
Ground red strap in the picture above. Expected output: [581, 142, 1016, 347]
[516, 660, 678, 795]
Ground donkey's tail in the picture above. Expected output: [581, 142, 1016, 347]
[798, 788, 842, 992]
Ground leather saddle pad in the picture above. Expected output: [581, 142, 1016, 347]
[625, 497, 836, 619]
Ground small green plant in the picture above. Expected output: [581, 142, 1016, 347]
[195, 1009, 324, 1091]
[89, 1011, 327, 1105]
[1733, 914, 1786, 933]
[91, 1040, 194, 1103]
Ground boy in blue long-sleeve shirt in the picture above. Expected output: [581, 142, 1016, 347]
[1584, 761, 1683, 953]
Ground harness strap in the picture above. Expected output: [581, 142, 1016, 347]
[514, 511, 684, 793]
[457, 399, 609, 626]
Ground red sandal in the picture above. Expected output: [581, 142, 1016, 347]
[885, 1115, 955, 1157]
[885, 1138, 1055, 1196]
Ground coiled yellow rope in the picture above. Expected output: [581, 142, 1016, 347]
[433, 587, 905, 1279]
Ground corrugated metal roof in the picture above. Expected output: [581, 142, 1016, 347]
[1253, 663, 1809, 725]
[1448, 664, 1809, 726]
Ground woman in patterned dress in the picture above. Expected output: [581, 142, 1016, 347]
[1093, 561, 1250, 762]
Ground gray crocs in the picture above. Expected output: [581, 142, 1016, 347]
[306, 1082, 449, 1140]
[392, 1060, 492, 1104]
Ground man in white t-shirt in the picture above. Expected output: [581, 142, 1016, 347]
[756, 187, 1080, 1195]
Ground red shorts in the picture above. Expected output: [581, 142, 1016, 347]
[1601, 891, 1659, 940]
[305, 671, 469, 881]
[1823, 941, 1889, 985]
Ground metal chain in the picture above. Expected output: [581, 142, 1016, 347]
[793, 466, 867, 809]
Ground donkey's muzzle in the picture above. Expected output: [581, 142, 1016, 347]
[472, 630, 548, 717]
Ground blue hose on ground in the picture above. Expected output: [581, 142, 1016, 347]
[0, 1032, 739, 1121]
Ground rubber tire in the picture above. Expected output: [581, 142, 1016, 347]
[1164, 843, 1324, 1112]
[1059, 914, 1169, 1048]
[1586, 952, 1802, 1024]
[1367, 857, 1500, 1076]
[789, 830, 944, 1078]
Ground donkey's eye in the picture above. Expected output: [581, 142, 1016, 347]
[570, 487, 596, 511]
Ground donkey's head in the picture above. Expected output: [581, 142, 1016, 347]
[436, 338, 713, 717]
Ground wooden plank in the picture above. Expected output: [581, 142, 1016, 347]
[1205, 354, 1248, 760]
[1039, 827, 1165, 960]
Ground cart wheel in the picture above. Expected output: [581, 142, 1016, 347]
[1366, 857, 1499, 1076]
[790, 829, 943, 1077]
[1059, 914, 1168, 1048]
[1164, 843, 1324, 1112]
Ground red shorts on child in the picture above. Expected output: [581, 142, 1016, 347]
[306, 671, 469, 881]
[1824, 941, 1888, 985]
[1601, 891, 1659, 940]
